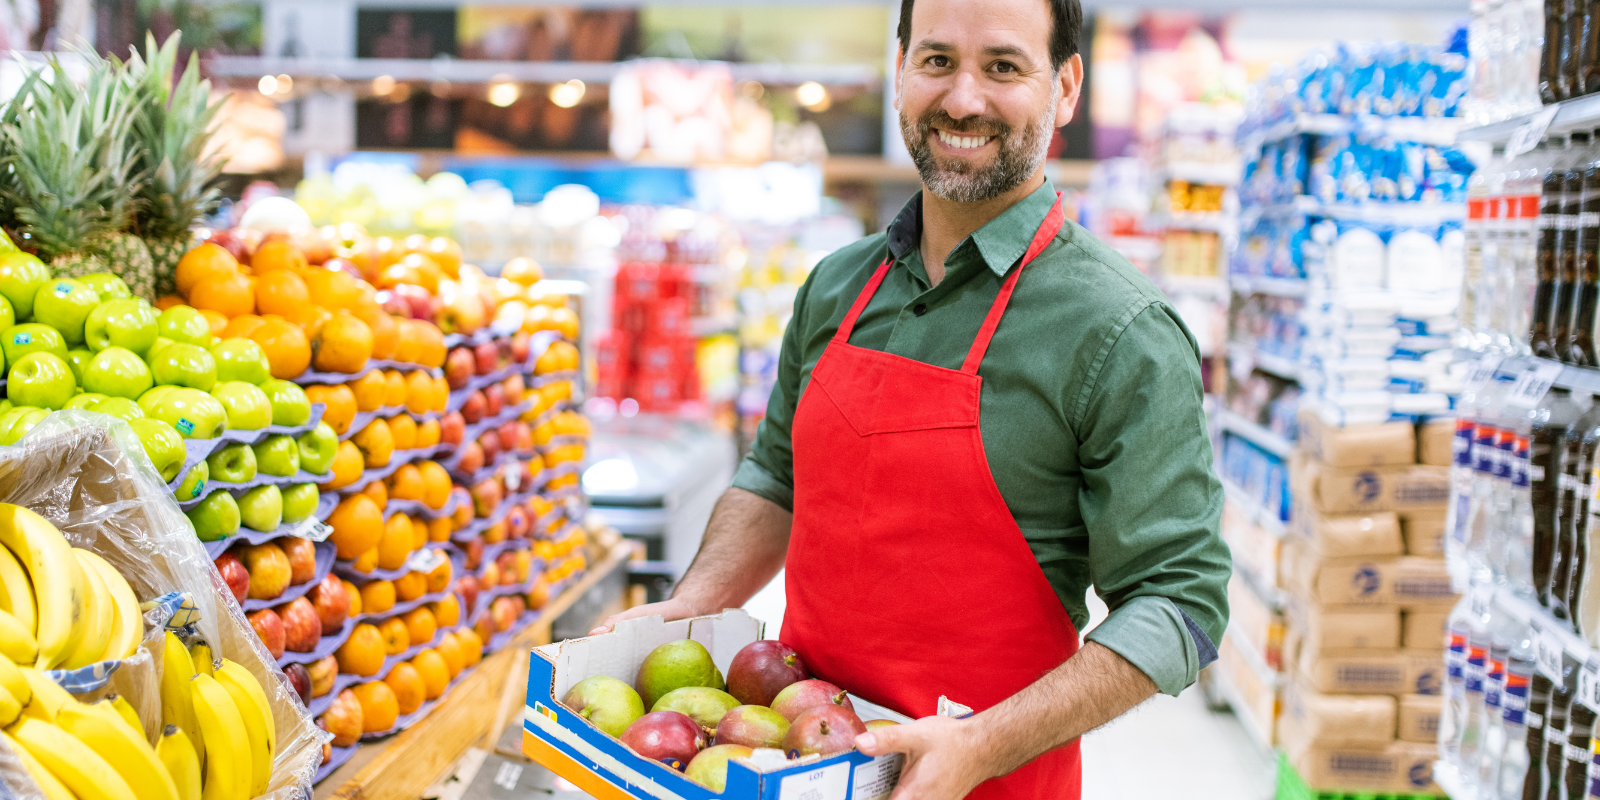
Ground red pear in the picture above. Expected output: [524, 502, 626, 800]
[781, 704, 866, 758]
[771, 679, 853, 722]
[726, 640, 810, 707]
[621, 711, 705, 771]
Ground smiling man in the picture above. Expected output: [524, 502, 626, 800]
[594, 0, 1231, 796]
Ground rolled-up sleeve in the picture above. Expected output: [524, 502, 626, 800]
[1078, 301, 1231, 697]
[729, 278, 811, 512]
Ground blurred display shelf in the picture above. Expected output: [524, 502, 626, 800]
[1228, 341, 1302, 382]
[820, 155, 1094, 187]
[1218, 408, 1293, 458]
[1230, 275, 1309, 299]
[1240, 196, 1466, 229]
[688, 312, 739, 338]
[1221, 477, 1288, 539]
[1109, 235, 1164, 262]
[1457, 94, 1600, 144]
[1153, 161, 1241, 187]
[208, 56, 880, 88]
[1153, 212, 1236, 234]
[1158, 274, 1229, 300]
[1238, 112, 1462, 156]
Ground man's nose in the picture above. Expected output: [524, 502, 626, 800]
[940, 70, 986, 121]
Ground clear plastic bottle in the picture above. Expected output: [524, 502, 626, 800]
[1456, 375, 1514, 577]
[1471, 379, 1519, 584]
[1506, 139, 1556, 354]
[1446, 592, 1494, 762]
[1511, 432, 1540, 600]
[1463, 612, 1496, 765]
[1488, 618, 1537, 792]
[1468, 161, 1494, 348]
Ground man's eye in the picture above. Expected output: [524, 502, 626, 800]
[928, 55, 950, 68]
[994, 62, 1016, 73]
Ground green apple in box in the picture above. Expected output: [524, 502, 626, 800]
[297, 423, 338, 474]
[84, 298, 158, 354]
[253, 434, 300, 477]
[149, 342, 216, 391]
[175, 462, 208, 502]
[79, 273, 131, 301]
[207, 442, 256, 484]
[238, 485, 282, 532]
[9, 352, 75, 410]
[0, 251, 51, 319]
[147, 387, 228, 439]
[158, 306, 211, 345]
[211, 381, 272, 430]
[187, 491, 240, 541]
[2, 324, 67, 364]
[128, 418, 186, 482]
[261, 379, 311, 427]
[211, 338, 270, 385]
[82, 347, 153, 399]
[281, 483, 319, 523]
[31, 278, 100, 345]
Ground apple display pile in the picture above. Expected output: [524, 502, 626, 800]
[561, 639, 896, 792]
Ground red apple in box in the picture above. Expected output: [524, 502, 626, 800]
[505, 505, 531, 540]
[496, 422, 518, 453]
[490, 596, 520, 632]
[495, 551, 519, 586]
[282, 536, 317, 586]
[324, 690, 363, 747]
[214, 552, 250, 604]
[439, 412, 465, 446]
[283, 662, 312, 706]
[497, 337, 513, 364]
[457, 441, 485, 475]
[458, 574, 482, 616]
[512, 423, 534, 453]
[479, 430, 502, 464]
[308, 655, 338, 698]
[461, 391, 487, 424]
[473, 611, 496, 641]
[471, 479, 504, 518]
[464, 537, 485, 571]
[248, 609, 286, 659]
[278, 596, 323, 653]
[307, 573, 351, 635]
[510, 332, 531, 364]
[377, 290, 413, 319]
[483, 384, 505, 418]
[474, 342, 498, 375]
[501, 374, 526, 405]
[480, 561, 501, 588]
[445, 348, 476, 390]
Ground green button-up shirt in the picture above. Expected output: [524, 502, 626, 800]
[732, 181, 1232, 696]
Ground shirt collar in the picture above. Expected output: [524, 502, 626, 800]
[884, 180, 1060, 278]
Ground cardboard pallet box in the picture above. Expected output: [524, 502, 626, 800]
[1416, 419, 1455, 467]
[1297, 411, 1418, 468]
[1280, 543, 1457, 609]
[1280, 716, 1439, 794]
[1397, 694, 1442, 743]
[1398, 511, 1447, 558]
[1401, 610, 1448, 651]
[1229, 575, 1285, 671]
[1292, 508, 1405, 559]
[1291, 454, 1451, 515]
[1279, 680, 1396, 746]
[1293, 646, 1442, 696]
[1286, 602, 1402, 652]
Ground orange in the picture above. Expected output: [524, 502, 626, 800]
[376, 514, 414, 571]
[526, 574, 550, 610]
[377, 617, 410, 655]
[426, 237, 463, 278]
[249, 317, 312, 379]
[402, 607, 437, 647]
[222, 314, 265, 339]
[426, 558, 452, 594]
[404, 371, 435, 415]
[344, 579, 363, 615]
[335, 623, 385, 677]
[351, 547, 379, 573]
[521, 304, 553, 335]
[200, 309, 228, 335]
[394, 321, 426, 364]
[401, 253, 442, 294]
[327, 493, 383, 560]
[429, 595, 460, 627]
[255, 269, 310, 319]
[189, 271, 254, 317]
[483, 522, 507, 545]
[251, 240, 309, 274]
[500, 257, 543, 286]
[415, 419, 441, 449]
[382, 370, 407, 407]
[349, 371, 388, 412]
[306, 384, 357, 435]
[323, 440, 364, 490]
[376, 262, 421, 291]
[176, 243, 240, 297]
[292, 305, 334, 340]
[155, 294, 185, 311]
[435, 632, 465, 678]
[359, 580, 396, 615]
[409, 515, 428, 550]
[456, 628, 484, 667]
[394, 571, 428, 602]
[389, 414, 418, 451]
[308, 268, 366, 311]
[402, 234, 429, 256]
[313, 311, 374, 374]
[411, 650, 450, 699]
[360, 479, 388, 509]
[452, 498, 474, 528]
[426, 516, 452, 543]
[384, 662, 426, 715]
[432, 375, 450, 412]
[419, 323, 447, 368]
[352, 418, 394, 468]
[351, 681, 399, 733]
[417, 461, 451, 509]
[388, 464, 425, 502]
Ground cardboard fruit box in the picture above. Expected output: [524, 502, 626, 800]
[523, 609, 922, 799]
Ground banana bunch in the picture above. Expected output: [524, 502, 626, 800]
[0, 504, 144, 669]
[158, 632, 277, 800]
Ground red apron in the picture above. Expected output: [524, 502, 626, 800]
[781, 196, 1081, 799]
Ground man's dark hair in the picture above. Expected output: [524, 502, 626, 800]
[896, 0, 1082, 72]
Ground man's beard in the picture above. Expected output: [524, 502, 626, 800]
[901, 86, 1060, 204]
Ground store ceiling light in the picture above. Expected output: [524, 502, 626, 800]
[796, 81, 829, 111]
[257, 75, 278, 95]
[548, 79, 585, 109]
[488, 78, 520, 108]
[372, 75, 396, 96]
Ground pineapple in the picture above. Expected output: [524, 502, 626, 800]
[125, 34, 225, 300]
[0, 50, 142, 288]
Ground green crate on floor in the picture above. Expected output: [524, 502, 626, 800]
[1275, 751, 1447, 800]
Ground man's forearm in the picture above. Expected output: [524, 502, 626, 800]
[975, 642, 1156, 774]
[671, 487, 793, 615]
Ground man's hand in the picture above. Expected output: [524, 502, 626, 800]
[588, 596, 701, 636]
[855, 717, 996, 800]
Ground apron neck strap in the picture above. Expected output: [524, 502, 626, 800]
[961, 193, 1065, 374]
[831, 258, 894, 345]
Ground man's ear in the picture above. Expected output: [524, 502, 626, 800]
[1055, 53, 1084, 128]
[893, 47, 905, 112]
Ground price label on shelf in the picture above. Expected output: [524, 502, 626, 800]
[1465, 355, 1505, 394]
[1579, 663, 1600, 710]
[405, 548, 446, 574]
[1507, 106, 1561, 158]
[291, 519, 334, 542]
[505, 463, 522, 493]
[1535, 624, 1566, 679]
[1508, 362, 1566, 409]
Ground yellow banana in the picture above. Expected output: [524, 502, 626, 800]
[0, 544, 36, 637]
[156, 725, 201, 800]
[213, 661, 271, 795]
[0, 608, 36, 665]
[189, 640, 213, 677]
[77, 551, 141, 661]
[0, 728, 74, 800]
[60, 550, 112, 669]
[9, 716, 137, 800]
[159, 632, 203, 766]
[57, 701, 179, 800]
[0, 683, 18, 726]
[190, 674, 250, 800]
[0, 506, 85, 669]
[108, 693, 144, 738]
[214, 659, 275, 755]
[18, 668, 72, 722]
[0, 655, 31, 707]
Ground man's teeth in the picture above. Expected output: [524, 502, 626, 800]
[937, 130, 992, 149]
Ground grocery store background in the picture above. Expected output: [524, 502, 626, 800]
[0, 0, 1503, 796]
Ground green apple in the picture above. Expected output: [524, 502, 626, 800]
[84, 299, 158, 354]
[206, 441, 257, 484]
[147, 336, 174, 358]
[296, 423, 338, 475]
[210, 381, 271, 431]
[0, 231, 15, 252]
[79, 274, 131, 301]
[175, 461, 208, 501]
[237, 485, 283, 532]
[186, 491, 239, 542]
[64, 349, 91, 384]
[0, 407, 33, 443]
[147, 387, 228, 439]
[0, 251, 51, 319]
[31, 279, 100, 345]
[281, 483, 319, 523]
[261, 379, 311, 427]
[157, 306, 211, 345]
[64, 392, 109, 410]
[0, 409, 48, 445]
[211, 338, 271, 385]
[252, 434, 300, 477]
[0, 400, 13, 417]
[127, 417, 186, 482]
[0, 295, 15, 332]
[9, 352, 75, 410]
[138, 385, 177, 414]
[91, 396, 142, 421]
[1, 324, 67, 365]
[82, 347, 153, 399]
[149, 342, 216, 391]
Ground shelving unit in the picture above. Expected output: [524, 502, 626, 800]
[1218, 408, 1294, 458]
[1228, 342, 1301, 382]
[1221, 477, 1288, 538]
[1456, 92, 1600, 143]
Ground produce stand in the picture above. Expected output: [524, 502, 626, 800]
[314, 535, 637, 800]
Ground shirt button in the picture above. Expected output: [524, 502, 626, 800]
[913, 303, 927, 316]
